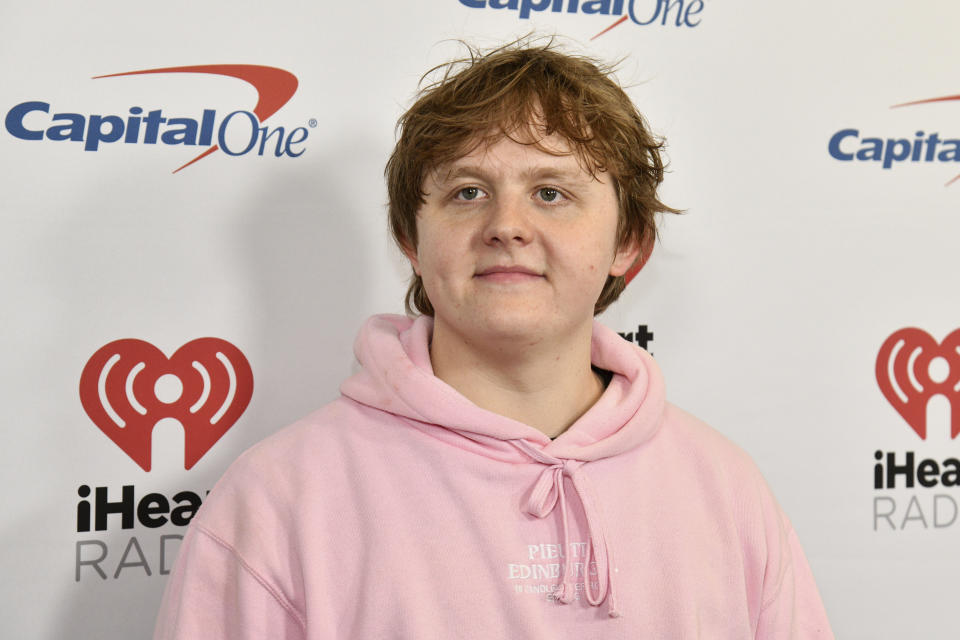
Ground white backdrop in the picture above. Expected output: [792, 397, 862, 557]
[2, 1, 958, 637]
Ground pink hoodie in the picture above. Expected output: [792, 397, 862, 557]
[154, 315, 833, 639]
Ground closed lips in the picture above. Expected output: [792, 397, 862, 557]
[475, 266, 542, 276]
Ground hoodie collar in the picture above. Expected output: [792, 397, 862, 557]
[340, 314, 666, 461]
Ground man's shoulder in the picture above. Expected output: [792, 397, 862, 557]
[657, 402, 769, 487]
[241, 398, 367, 461]
[661, 402, 744, 448]
[193, 397, 388, 526]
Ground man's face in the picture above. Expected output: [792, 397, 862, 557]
[406, 133, 638, 347]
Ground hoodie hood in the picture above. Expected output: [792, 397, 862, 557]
[340, 314, 666, 462]
[340, 313, 667, 617]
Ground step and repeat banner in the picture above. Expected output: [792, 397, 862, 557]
[2, 1, 957, 638]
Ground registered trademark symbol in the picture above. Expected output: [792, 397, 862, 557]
[308, 118, 318, 128]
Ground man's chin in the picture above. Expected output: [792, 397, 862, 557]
[468, 313, 584, 348]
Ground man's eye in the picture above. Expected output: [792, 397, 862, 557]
[455, 187, 485, 201]
[537, 187, 564, 203]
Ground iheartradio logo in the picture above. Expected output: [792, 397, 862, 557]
[79, 338, 253, 471]
[876, 328, 960, 440]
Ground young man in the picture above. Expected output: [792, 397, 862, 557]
[154, 43, 833, 638]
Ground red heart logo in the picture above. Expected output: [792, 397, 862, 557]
[876, 328, 960, 439]
[79, 338, 253, 471]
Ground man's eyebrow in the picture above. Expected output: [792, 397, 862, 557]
[436, 164, 592, 185]
[435, 165, 487, 184]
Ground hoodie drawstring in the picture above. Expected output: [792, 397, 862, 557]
[511, 440, 620, 618]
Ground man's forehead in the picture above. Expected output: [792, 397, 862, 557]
[430, 135, 598, 184]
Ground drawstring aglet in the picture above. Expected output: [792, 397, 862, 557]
[556, 580, 576, 604]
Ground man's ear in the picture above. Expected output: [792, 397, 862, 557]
[400, 238, 421, 276]
[609, 238, 642, 278]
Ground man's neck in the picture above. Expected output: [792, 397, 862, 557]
[429, 319, 604, 439]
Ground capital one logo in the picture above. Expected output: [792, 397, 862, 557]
[876, 328, 960, 439]
[4, 64, 307, 173]
[79, 339, 253, 471]
[456, 0, 705, 39]
[827, 93, 960, 187]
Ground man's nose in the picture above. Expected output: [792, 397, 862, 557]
[481, 193, 533, 246]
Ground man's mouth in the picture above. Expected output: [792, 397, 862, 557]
[474, 265, 545, 283]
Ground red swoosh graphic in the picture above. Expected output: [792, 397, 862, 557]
[891, 94, 960, 186]
[891, 94, 960, 109]
[93, 64, 299, 173]
[592, 15, 629, 40]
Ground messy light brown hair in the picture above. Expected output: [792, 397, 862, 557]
[386, 38, 679, 316]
